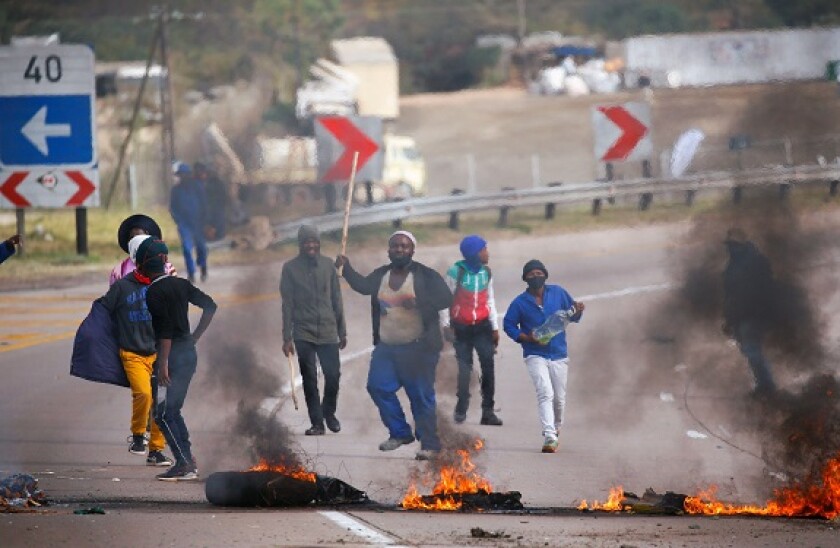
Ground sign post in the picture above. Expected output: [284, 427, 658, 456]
[0, 43, 98, 254]
[591, 101, 653, 213]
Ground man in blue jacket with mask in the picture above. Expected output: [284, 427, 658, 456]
[504, 259, 584, 454]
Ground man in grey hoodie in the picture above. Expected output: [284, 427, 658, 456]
[280, 225, 347, 435]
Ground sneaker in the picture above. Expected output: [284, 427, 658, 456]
[325, 416, 341, 433]
[541, 437, 559, 454]
[146, 451, 173, 467]
[453, 411, 467, 424]
[305, 425, 325, 436]
[128, 434, 146, 455]
[378, 436, 415, 451]
[200, 266, 208, 283]
[480, 413, 503, 426]
[415, 449, 440, 461]
[156, 462, 199, 482]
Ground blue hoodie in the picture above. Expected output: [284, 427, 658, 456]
[503, 284, 582, 359]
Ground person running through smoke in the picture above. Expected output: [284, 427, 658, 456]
[722, 228, 776, 395]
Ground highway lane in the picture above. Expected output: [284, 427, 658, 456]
[2, 221, 835, 545]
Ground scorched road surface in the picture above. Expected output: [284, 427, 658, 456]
[2, 221, 839, 546]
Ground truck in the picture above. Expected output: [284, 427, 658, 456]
[249, 133, 426, 203]
[202, 123, 426, 205]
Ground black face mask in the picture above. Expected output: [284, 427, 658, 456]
[388, 252, 412, 268]
[526, 277, 546, 290]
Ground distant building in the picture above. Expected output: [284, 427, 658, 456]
[624, 27, 840, 88]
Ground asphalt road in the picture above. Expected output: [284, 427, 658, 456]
[1, 221, 838, 546]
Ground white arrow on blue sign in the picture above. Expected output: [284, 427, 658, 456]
[0, 45, 96, 169]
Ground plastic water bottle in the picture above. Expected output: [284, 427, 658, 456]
[532, 304, 578, 344]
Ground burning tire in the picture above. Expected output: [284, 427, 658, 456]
[205, 471, 318, 507]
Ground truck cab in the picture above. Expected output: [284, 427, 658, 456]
[381, 134, 426, 200]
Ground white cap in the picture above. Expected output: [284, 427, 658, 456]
[128, 234, 151, 263]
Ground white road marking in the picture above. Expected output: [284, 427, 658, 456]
[577, 282, 673, 302]
[319, 510, 404, 546]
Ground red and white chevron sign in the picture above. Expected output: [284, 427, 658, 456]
[591, 102, 652, 163]
[0, 169, 98, 208]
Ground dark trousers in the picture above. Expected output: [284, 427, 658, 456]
[294, 340, 341, 428]
[367, 341, 440, 450]
[153, 339, 197, 466]
[453, 320, 496, 415]
[735, 322, 775, 393]
[176, 224, 208, 279]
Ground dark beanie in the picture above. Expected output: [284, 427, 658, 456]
[298, 225, 320, 244]
[117, 214, 162, 253]
[522, 259, 548, 281]
[136, 238, 169, 274]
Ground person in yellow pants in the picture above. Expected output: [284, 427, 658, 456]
[120, 349, 168, 463]
[100, 234, 173, 466]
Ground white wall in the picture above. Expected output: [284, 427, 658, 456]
[624, 27, 840, 87]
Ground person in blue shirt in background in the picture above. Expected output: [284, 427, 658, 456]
[504, 259, 584, 454]
[170, 161, 209, 283]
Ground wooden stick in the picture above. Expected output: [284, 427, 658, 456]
[287, 354, 299, 410]
[337, 151, 360, 276]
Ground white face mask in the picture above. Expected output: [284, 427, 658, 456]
[128, 235, 152, 263]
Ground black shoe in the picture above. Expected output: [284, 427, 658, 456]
[188, 274, 196, 283]
[200, 266, 208, 282]
[305, 425, 325, 436]
[453, 411, 466, 424]
[128, 434, 146, 455]
[146, 451, 174, 467]
[480, 413, 503, 426]
[325, 416, 341, 433]
[156, 462, 199, 481]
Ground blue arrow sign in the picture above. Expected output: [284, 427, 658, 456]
[0, 95, 93, 166]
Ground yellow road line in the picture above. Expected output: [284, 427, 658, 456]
[0, 319, 79, 328]
[0, 331, 77, 353]
[0, 294, 98, 304]
[1, 305, 90, 315]
[0, 292, 279, 354]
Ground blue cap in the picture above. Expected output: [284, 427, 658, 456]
[172, 161, 191, 175]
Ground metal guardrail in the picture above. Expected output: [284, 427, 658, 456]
[271, 163, 840, 244]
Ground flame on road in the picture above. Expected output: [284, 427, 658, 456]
[401, 439, 492, 511]
[578, 486, 627, 512]
[248, 458, 316, 483]
[581, 454, 840, 518]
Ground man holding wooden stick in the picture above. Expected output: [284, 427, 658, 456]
[280, 225, 347, 435]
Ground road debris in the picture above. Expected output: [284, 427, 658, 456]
[470, 527, 510, 539]
[1, 473, 48, 512]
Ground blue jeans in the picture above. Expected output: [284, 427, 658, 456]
[177, 225, 208, 279]
[154, 339, 197, 465]
[736, 323, 775, 393]
[367, 341, 440, 450]
[453, 320, 496, 415]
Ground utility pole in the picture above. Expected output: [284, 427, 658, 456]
[159, 5, 176, 193]
[517, 0, 527, 44]
[294, 0, 304, 89]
